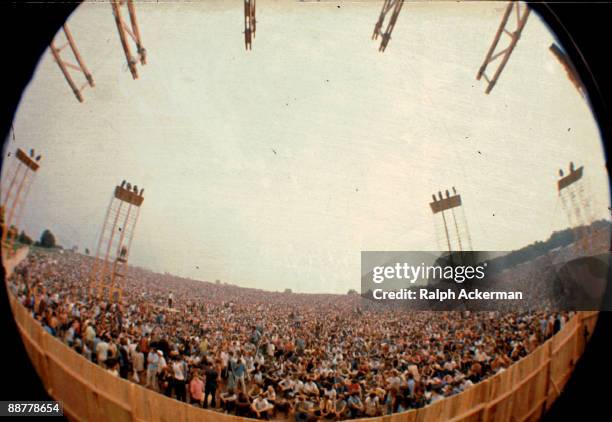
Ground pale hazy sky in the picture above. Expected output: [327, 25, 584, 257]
[3, 1, 609, 293]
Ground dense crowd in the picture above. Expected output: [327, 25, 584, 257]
[8, 250, 572, 420]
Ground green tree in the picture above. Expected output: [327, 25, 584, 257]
[39, 229, 56, 248]
[17, 230, 33, 245]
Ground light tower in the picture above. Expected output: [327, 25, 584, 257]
[244, 0, 256, 50]
[372, 0, 404, 52]
[430, 187, 473, 257]
[110, 0, 146, 80]
[89, 181, 144, 303]
[1, 148, 41, 254]
[557, 162, 594, 253]
[476, 2, 530, 94]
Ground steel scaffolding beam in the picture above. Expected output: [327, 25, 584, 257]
[50, 25, 95, 103]
[110, 0, 147, 79]
[244, 0, 256, 50]
[372, 0, 404, 52]
[476, 2, 530, 94]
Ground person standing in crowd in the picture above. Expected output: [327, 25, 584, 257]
[157, 349, 167, 374]
[96, 334, 110, 367]
[146, 347, 159, 390]
[159, 365, 173, 397]
[84, 320, 96, 352]
[171, 356, 187, 401]
[232, 353, 247, 393]
[189, 372, 204, 407]
[118, 337, 130, 379]
[199, 337, 208, 356]
[204, 361, 219, 409]
[132, 345, 145, 384]
[139, 335, 149, 357]
[64, 319, 78, 347]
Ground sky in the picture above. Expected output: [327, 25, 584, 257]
[2, 0, 609, 294]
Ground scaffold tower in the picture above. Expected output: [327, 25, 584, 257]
[89, 181, 144, 303]
[430, 187, 473, 259]
[1, 148, 41, 254]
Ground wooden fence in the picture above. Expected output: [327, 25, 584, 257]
[4, 250, 598, 422]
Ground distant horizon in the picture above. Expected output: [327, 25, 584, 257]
[26, 218, 609, 296]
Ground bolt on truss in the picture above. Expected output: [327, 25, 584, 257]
[110, 0, 146, 80]
[244, 0, 256, 50]
[372, 0, 404, 52]
[476, 2, 530, 94]
[1, 148, 41, 253]
[90, 181, 145, 303]
[50, 25, 95, 103]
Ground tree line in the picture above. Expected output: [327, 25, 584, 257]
[15, 228, 57, 249]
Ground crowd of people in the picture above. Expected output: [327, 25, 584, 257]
[7, 249, 573, 420]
